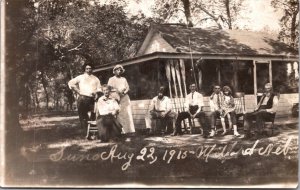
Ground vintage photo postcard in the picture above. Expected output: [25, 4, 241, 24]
[1, 0, 299, 188]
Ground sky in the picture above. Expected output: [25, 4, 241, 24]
[243, 0, 282, 31]
[126, 0, 282, 32]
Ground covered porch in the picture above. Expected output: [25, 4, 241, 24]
[94, 24, 299, 130]
[94, 52, 299, 129]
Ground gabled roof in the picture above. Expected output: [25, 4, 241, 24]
[94, 24, 298, 71]
[137, 24, 298, 57]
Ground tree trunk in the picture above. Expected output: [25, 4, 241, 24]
[55, 93, 59, 110]
[232, 62, 238, 91]
[224, 0, 232, 29]
[5, 0, 23, 144]
[40, 71, 49, 110]
[290, 9, 298, 48]
[181, 0, 193, 27]
[34, 86, 40, 110]
[198, 5, 223, 29]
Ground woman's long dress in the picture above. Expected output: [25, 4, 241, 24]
[108, 76, 135, 133]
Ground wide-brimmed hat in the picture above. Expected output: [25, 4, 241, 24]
[113, 64, 125, 74]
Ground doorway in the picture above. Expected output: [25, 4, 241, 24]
[254, 60, 272, 104]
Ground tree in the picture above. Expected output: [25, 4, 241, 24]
[271, 0, 299, 48]
[11, 0, 152, 114]
[6, 0, 154, 182]
[152, 0, 245, 29]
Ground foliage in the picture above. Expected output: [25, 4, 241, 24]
[152, 0, 245, 29]
[9, 0, 153, 113]
[271, 0, 299, 48]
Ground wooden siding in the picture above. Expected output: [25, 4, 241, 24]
[143, 33, 176, 55]
[130, 93, 299, 129]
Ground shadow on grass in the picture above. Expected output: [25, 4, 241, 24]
[11, 113, 298, 187]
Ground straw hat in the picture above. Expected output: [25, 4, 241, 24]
[113, 64, 125, 74]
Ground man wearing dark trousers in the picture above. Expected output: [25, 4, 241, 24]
[96, 85, 122, 142]
[145, 86, 178, 135]
[68, 63, 102, 130]
[209, 85, 224, 138]
[175, 84, 210, 137]
[243, 83, 279, 139]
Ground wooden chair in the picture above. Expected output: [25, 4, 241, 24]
[263, 93, 280, 136]
[86, 102, 98, 140]
[188, 112, 204, 135]
[234, 92, 246, 127]
[86, 120, 98, 139]
[263, 113, 276, 136]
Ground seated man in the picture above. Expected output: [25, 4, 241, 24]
[145, 86, 178, 135]
[96, 85, 123, 142]
[175, 84, 210, 137]
[209, 85, 224, 138]
[243, 83, 279, 139]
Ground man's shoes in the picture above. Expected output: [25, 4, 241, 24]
[242, 131, 251, 139]
[250, 133, 261, 140]
[261, 130, 268, 136]
[209, 130, 215, 138]
[221, 131, 227, 136]
[234, 131, 241, 137]
[147, 129, 154, 136]
[171, 132, 177, 136]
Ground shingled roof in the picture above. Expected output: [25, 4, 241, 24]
[94, 24, 298, 71]
[138, 24, 298, 57]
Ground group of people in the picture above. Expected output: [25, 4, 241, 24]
[145, 84, 239, 138]
[146, 82, 278, 139]
[68, 63, 135, 142]
[69, 63, 279, 142]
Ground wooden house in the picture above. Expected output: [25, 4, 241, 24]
[94, 24, 299, 130]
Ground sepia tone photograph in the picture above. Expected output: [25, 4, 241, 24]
[1, 0, 299, 188]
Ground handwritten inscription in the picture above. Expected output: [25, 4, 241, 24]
[49, 137, 296, 171]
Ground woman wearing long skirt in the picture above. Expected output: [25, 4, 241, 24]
[108, 65, 135, 134]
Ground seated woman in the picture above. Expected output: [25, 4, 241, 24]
[220, 86, 241, 137]
[96, 84, 123, 142]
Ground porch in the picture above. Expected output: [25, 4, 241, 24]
[94, 54, 299, 130]
[93, 24, 299, 130]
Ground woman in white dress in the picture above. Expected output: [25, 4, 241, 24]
[108, 65, 135, 134]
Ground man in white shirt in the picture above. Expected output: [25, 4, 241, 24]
[145, 86, 178, 135]
[96, 85, 122, 142]
[243, 83, 279, 139]
[208, 85, 224, 137]
[68, 63, 102, 129]
[175, 84, 210, 137]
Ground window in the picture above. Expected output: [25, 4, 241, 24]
[196, 59, 254, 96]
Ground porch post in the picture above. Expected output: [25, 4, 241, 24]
[157, 59, 160, 89]
[232, 61, 238, 91]
[253, 60, 257, 104]
[179, 59, 187, 97]
[269, 60, 272, 85]
[218, 62, 221, 85]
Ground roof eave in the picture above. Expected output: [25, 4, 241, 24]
[94, 52, 298, 73]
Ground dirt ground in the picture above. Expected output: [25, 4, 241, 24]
[6, 112, 299, 188]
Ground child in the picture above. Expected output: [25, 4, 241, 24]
[220, 86, 241, 137]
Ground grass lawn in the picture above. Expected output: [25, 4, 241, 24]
[6, 112, 298, 188]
